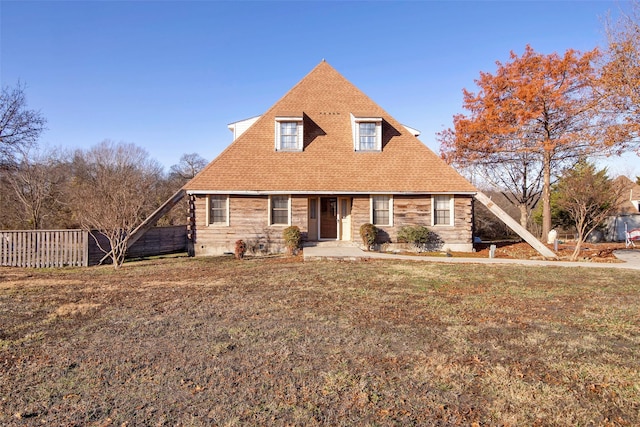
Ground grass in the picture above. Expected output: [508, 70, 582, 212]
[1, 256, 638, 426]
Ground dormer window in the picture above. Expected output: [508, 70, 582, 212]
[359, 122, 377, 150]
[275, 116, 303, 151]
[351, 114, 382, 151]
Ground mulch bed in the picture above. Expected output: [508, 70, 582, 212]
[473, 241, 630, 262]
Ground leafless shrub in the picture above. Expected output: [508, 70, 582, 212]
[70, 140, 163, 268]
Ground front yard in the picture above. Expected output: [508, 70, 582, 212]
[1, 256, 638, 425]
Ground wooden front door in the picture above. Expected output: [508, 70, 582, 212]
[320, 197, 337, 239]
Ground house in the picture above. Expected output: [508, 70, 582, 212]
[183, 61, 477, 256]
[605, 176, 640, 241]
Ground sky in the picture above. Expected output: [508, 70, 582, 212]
[1, 0, 638, 176]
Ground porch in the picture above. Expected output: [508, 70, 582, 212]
[306, 196, 353, 242]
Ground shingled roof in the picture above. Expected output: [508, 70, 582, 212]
[614, 176, 640, 214]
[184, 61, 476, 194]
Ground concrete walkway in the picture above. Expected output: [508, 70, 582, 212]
[302, 244, 640, 271]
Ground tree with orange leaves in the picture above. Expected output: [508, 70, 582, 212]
[439, 45, 630, 239]
[601, 2, 640, 151]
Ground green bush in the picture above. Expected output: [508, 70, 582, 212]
[397, 225, 443, 253]
[359, 223, 378, 250]
[397, 225, 431, 245]
[283, 225, 301, 255]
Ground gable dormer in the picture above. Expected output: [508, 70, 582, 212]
[275, 116, 303, 151]
[228, 116, 261, 141]
[351, 114, 382, 152]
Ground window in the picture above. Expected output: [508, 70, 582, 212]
[433, 195, 453, 226]
[309, 198, 317, 220]
[270, 195, 290, 225]
[371, 195, 392, 226]
[352, 114, 382, 151]
[275, 117, 303, 151]
[280, 122, 298, 149]
[208, 195, 228, 226]
[341, 198, 349, 218]
[359, 122, 377, 150]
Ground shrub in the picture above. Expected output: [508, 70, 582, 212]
[282, 226, 301, 255]
[234, 239, 247, 259]
[359, 223, 378, 251]
[397, 225, 443, 253]
[397, 225, 431, 245]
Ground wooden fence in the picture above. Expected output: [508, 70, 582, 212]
[125, 225, 187, 259]
[0, 229, 89, 268]
[88, 225, 187, 265]
[1, 226, 188, 268]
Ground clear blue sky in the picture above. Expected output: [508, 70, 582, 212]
[1, 1, 636, 175]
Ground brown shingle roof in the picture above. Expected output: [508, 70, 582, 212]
[614, 176, 640, 214]
[632, 181, 640, 201]
[184, 61, 476, 194]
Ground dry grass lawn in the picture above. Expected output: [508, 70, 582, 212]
[1, 256, 638, 426]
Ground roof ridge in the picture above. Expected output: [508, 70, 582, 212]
[259, 60, 340, 116]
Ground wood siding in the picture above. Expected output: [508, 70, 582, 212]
[350, 194, 473, 248]
[192, 195, 309, 256]
[191, 193, 473, 255]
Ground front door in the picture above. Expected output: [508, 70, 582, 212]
[320, 197, 337, 239]
[339, 197, 351, 241]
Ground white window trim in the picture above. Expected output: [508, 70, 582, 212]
[431, 195, 454, 227]
[268, 195, 291, 226]
[351, 114, 382, 152]
[207, 195, 229, 227]
[275, 117, 303, 151]
[370, 195, 393, 226]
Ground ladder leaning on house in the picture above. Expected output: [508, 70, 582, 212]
[474, 191, 557, 259]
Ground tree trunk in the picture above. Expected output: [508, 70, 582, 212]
[570, 236, 584, 261]
[518, 203, 529, 229]
[542, 150, 552, 240]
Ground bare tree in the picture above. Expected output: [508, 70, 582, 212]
[156, 152, 208, 227]
[0, 168, 24, 229]
[71, 140, 163, 268]
[554, 160, 626, 261]
[463, 150, 544, 229]
[6, 147, 69, 229]
[600, 2, 640, 152]
[169, 152, 208, 182]
[0, 83, 47, 166]
[0, 146, 71, 230]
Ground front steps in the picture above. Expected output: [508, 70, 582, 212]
[303, 240, 359, 248]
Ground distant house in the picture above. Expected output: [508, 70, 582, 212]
[183, 61, 477, 255]
[605, 176, 640, 241]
